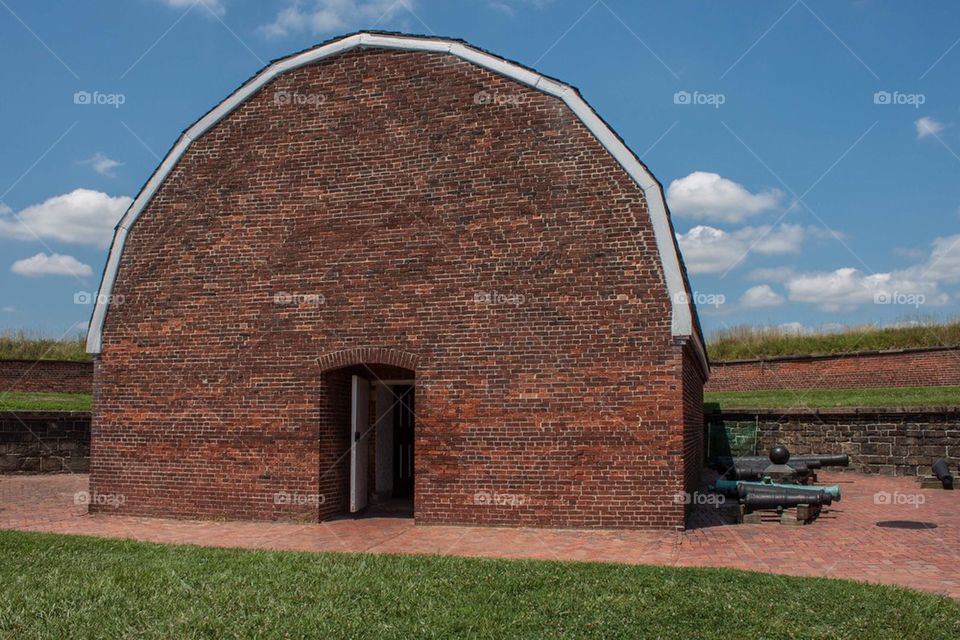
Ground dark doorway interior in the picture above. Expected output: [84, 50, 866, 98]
[392, 385, 415, 499]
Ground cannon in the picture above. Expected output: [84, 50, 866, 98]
[932, 459, 954, 490]
[792, 454, 849, 468]
[714, 447, 849, 482]
[741, 490, 833, 511]
[735, 484, 833, 502]
[710, 478, 841, 501]
[716, 453, 848, 469]
[720, 460, 814, 482]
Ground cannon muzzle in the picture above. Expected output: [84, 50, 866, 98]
[932, 459, 954, 490]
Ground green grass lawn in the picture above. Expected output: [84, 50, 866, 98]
[0, 531, 956, 639]
[3, 387, 958, 413]
[0, 391, 92, 412]
[705, 386, 960, 410]
[0, 331, 89, 362]
[709, 321, 960, 360]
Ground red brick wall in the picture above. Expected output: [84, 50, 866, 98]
[0, 360, 93, 394]
[91, 47, 697, 529]
[680, 342, 706, 494]
[707, 347, 960, 392]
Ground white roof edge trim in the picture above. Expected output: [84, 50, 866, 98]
[86, 32, 708, 375]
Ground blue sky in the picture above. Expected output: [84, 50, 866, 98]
[2, 0, 960, 341]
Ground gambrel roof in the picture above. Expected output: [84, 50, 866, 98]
[86, 31, 708, 373]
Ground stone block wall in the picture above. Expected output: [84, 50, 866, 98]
[0, 411, 90, 473]
[707, 408, 960, 476]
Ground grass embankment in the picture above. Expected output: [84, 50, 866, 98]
[0, 330, 89, 362]
[0, 391, 92, 412]
[705, 386, 960, 410]
[3, 387, 958, 413]
[709, 321, 960, 361]
[0, 531, 957, 639]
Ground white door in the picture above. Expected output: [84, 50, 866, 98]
[350, 375, 370, 512]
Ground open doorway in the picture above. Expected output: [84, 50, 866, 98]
[331, 368, 414, 520]
[367, 379, 414, 518]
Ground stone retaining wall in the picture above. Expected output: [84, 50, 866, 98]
[706, 407, 960, 476]
[0, 411, 90, 473]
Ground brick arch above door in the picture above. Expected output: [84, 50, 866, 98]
[316, 347, 420, 373]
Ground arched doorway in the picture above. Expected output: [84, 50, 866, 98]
[317, 349, 418, 521]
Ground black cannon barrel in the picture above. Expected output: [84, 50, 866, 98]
[718, 454, 846, 468]
[741, 491, 832, 510]
[791, 454, 849, 468]
[735, 484, 828, 500]
[932, 459, 954, 490]
[721, 460, 813, 481]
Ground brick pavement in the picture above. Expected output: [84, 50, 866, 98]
[1, 471, 956, 598]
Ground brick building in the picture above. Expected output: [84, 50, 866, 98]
[86, 32, 709, 530]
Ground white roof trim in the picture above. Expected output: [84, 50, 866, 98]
[87, 32, 708, 374]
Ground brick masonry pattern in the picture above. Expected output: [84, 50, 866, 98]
[0, 360, 93, 394]
[90, 48, 705, 530]
[706, 347, 960, 392]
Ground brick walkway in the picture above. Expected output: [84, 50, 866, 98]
[1, 472, 957, 598]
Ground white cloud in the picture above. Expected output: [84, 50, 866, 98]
[10, 253, 93, 278]
[158, 0, 226, 17]
[893, 246, 925, 261]
[780, 233, 960, 311]
[259, 0, 414, 38]
[0, 189, 131, 248]
[918, 233, 960, 283]
[777, 321, 807, 335]
[489, 2, 517, 14]
[489, 0, 553, 14]
[1, 306, 15, 313]
[80, 152, 123, 178]
[786, 267, 947, 311]
[676, 224, 807, 274]
[740, 284, 785, 308]
[916, 116, 944, 140]
[667, 171, 781, 223]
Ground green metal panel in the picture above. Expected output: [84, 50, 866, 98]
[706, 418, 759, 459]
